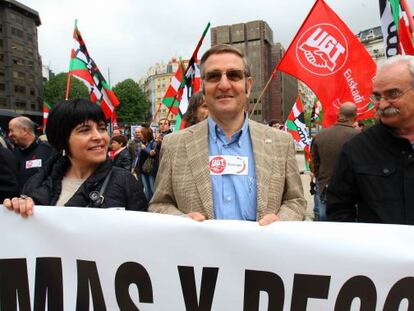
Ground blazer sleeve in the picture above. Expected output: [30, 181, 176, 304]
[149, 136, 184, 216]
[277, 138, 307, 221]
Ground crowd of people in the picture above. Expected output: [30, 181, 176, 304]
[1, 45, 414, 226]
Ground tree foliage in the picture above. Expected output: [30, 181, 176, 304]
[43, 72, 89, 105]
[113, 79, 150, 124]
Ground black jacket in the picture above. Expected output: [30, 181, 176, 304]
[113, 148, 132, 171]
[0, 146, 20, 201]
[23, 155, 147, 211]
[327, 123, 414, 224]
[14, 139, 56, 186]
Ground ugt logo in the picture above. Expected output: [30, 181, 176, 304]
[296, 23, 348, 76]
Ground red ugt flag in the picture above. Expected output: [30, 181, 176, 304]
[277, 0, 376, 127]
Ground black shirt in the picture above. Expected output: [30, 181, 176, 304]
[14, 139, 56, 186]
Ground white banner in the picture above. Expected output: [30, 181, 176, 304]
[1, 206, 414, 310]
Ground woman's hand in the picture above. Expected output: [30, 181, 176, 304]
[3, 195, 35, 217]
[149, 149, 156, 157]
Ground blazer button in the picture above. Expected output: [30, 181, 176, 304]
[383, 168, 390, 174]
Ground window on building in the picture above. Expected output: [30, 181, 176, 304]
[12, 57, 24, 66]
[0, 39, 3, 47]
[0, 97, 6, 107]
[10, 13, 24, 25]
[11, 42, 24, 52]
[15, 100, 26, 108]
[13, 71, 25, 80]
[11, 27, 23, 38]
[14, 85, 26, 94]
[0, 83, 5, 91]
[29, 88, 35, 96]
[28, 74, 34, 82]
[0, 54, 3, 62]
[26, 46, 34, 56]
[0, 24, 2, 33]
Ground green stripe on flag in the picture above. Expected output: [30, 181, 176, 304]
[69, 57, 87, 71]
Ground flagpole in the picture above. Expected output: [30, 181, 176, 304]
[150, 102, 162, 127]
[249, 69, 278, 119]
[65, 19, 78, 100]
[401, 0, 414, 34]
[163, 22, 211, 124]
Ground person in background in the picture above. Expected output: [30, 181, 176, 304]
[111, 135, 132, 171]
[3, 99, 147, 215]
[158, 118, 172, 138]
[112, 129, 121, 137]
[137, 126, 158, 201]
[269, 119, 281, 129]
[310, 102, 359, 221]
[8, 116, 55, 186]
[128, 127, 142, 172]
[182, 91, 209, 128]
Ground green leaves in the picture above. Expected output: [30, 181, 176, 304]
[43, 73, 89, 106]
[113, 79, 150, 124]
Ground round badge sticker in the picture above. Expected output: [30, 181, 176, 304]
[209, 156, 226, 174]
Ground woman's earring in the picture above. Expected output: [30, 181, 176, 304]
[62, 149, 66, 156]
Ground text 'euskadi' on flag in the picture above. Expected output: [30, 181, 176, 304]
[68, 20, 119, 119]
[277, 0, 376, 128]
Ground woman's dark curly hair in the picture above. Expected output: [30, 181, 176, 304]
[182, 91, 205, 127]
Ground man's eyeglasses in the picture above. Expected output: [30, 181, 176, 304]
[371, 86, 414, 104]
[203, 69, 246, 83]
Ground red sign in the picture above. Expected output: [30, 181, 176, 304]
[277, 0, 376, 127]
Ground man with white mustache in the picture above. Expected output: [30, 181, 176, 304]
[150, 44, 306, 224]
[327, 55, 414, 224]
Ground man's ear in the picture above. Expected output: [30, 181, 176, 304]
[245, 77, 253, 96]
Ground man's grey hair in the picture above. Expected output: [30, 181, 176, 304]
[377, 55, 414, 85]
[13, 116, 35, 135]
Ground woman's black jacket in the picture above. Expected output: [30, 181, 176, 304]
[22, 155, 148, 211]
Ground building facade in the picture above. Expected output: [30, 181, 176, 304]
[358, 26, 386, 63]
[139, 58, 189, 126]
[0, 0, 42, 122]
[211, 20, 297, 123]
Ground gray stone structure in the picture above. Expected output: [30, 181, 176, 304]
[0, 0, 42, 124]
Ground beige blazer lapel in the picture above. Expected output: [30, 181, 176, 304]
[184, 121, 214, 218]
[249, 120, 273, 218]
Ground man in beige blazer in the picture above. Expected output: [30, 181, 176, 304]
[149, 44, 306, 224]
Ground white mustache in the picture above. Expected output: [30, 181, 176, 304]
[377, 107, 400, 117]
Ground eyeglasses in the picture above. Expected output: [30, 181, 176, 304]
[371, 86, 414, 104]
[203, 69, 246, 83]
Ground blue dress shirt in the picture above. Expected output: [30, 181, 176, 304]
[208, 114, 257, 220]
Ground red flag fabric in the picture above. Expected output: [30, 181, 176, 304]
[42, 101, 51, 130]
[285, 96, 311, 168]
[277, 0, 376, 127]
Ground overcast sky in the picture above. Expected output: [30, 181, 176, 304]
[20, 0, 414, 84]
